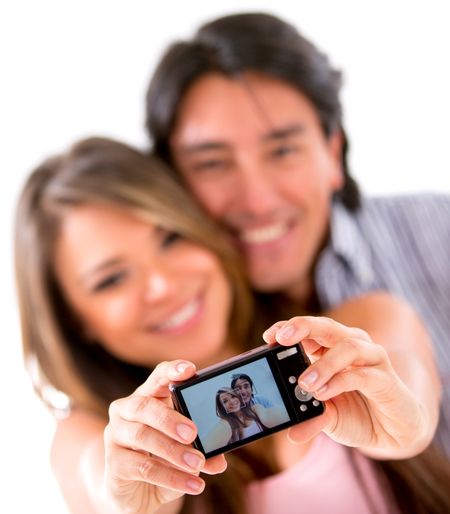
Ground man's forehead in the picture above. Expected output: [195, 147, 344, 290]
[171, 72, 314, 150]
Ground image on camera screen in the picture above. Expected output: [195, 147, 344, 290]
[179, 356, 290, 454]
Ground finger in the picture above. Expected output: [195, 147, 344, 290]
[108, 419, 205, 474]
[286, 409, 328, 444]
[300, 338, 324, 357]
[134, 360, 197, 398]
[106, 446, 205, 495]
[262, 321, 288, 343]
[202, 454, 228, 474]
[109, 395, 198, 444]
[265, 316, 370, 348]
[312, 366, 393, 403]
[298, 338, 387, 392]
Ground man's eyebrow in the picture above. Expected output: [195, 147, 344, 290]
[263, 123, 305, 142]
[175, 124, 305, 155]
[176, 141, 228, 155]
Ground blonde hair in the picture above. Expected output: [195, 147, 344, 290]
[15, 137, 253, 416]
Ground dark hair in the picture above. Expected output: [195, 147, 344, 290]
[230, 373, 255, 397]
[146, 12, 360, 210]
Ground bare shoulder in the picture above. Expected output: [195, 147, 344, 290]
[53, 408, 106, 443]
[51, 408, 106, 474]
[325, 291, 426, 339]
[50, 409, 107, 514]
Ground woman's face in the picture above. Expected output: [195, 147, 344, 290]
[53, 203, 233, 368]
[219, 392, 241, 413]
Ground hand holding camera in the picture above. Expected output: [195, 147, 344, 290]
[102, 313, 435, 512]
[103, 360, 227, 512]
[262, 315, 434, 458]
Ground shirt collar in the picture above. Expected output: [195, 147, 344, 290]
[328, 201, 376, 287]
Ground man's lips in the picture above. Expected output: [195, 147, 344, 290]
[238, 221, 291, 246]
[149, 296, 202, 333]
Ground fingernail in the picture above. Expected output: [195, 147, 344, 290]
[187, 478, 204, 493]
[176, 362, 191, 374]
[277, 324, 295, 341]
[177, 423, 195, 441]
[183, 452, 203, 470]
[299, 370, 319, 387]
[263, 326, 276, 340]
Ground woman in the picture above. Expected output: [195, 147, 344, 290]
[14, 137, 449, 514]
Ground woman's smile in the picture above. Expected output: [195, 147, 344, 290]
[148, 294, 204, 335]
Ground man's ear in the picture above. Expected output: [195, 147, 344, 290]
[328, 130, 344, 191]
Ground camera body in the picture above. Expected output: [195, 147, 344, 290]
[170, 343, 324, 458]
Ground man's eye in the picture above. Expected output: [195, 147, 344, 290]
[272, 145, 298, 158]
[192, 159, 229, 172]
[93, 272, 126, 292]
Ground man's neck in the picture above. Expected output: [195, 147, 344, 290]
[284, 278, 320, 314]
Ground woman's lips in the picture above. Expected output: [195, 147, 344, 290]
[149, 296, 203, 334]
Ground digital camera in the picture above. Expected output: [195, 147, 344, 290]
[170, 343, 325, 458]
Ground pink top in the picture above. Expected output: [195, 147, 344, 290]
[246, 434, 397, 514]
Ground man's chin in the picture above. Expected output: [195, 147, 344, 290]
[248, 269, 308, 300]
[248, 272, 288, 293]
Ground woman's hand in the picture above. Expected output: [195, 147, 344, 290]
[103, 360, 227, 514]
[262, 299, 440, 459]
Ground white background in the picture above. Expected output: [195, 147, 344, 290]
[1, 1, 449, 512]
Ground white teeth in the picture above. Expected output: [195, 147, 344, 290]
[157, 298, 199, 330]
[240, 223, 288, 244]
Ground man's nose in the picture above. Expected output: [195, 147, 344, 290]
[234, 163, 280, 217]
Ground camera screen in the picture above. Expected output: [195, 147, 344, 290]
[179, 356, 290, 454]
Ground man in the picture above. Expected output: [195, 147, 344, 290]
[145, 12, 450, 454]
[231, 373, 273, 408]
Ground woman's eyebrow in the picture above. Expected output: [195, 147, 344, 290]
[79, 257, 122, 284]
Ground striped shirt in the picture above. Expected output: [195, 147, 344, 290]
[315, 194, 450, 456]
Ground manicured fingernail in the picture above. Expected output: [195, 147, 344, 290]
[277, 324, 295, 341]
[263, 326, 276, 339]
[299, 370, 319, 387]
[187, 478, 204, 493]
[183, 452, 203, 470]
[176, 362, 191, 374]
[177, 423, 195, 441]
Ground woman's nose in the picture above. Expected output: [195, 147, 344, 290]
[143, 271, 172, 302]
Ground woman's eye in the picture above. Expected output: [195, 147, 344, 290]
[161, 231, 181, 248]
[93, 271, 126, 292]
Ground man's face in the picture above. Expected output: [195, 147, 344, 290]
[171, 72, 343, 300]
[233, 378, 253, 404]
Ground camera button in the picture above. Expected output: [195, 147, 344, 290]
[294, 385, 313, 402]
[312, 400, 320, 407]
[300, 404, 308, 412]
[289, 376, 297, 384]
